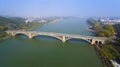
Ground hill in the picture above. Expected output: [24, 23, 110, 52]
[0, 16, 25, 30]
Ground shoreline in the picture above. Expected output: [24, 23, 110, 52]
[87, 27, 95, 32]
[93, 44, 113, 67]
[0, 18, 61, 40]
[0, 35, 11, 41]
[28, 19, 61, 31]
[86, 22, 114, 67]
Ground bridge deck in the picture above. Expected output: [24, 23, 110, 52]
[6, 30, 107, 40]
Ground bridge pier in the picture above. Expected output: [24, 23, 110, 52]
[91, 40, 96, 45]
[61, 36, 66, 43]
[28, 33, 32, 39]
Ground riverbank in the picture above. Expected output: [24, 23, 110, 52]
[87, 26, 96, 33]
[28, 23, 45, 31]
[0, 19, 60, 41]
[87, 19, 120, 67]
[0, 34, 11, 41]
[93, 44, 113, 67]
[87, 25, 113, 67]
[27, 19, 61, 31]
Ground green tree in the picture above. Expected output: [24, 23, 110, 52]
[98, 30, 111, 37]
[102, 45, 120, 60]
[113, 24, 120, 38]
[104, 25, 114, 35]
[93, 22, 103, 32]
[0, 26, 7, 31]
[0, 32, 7, 38]
[98, 32, 105, 37]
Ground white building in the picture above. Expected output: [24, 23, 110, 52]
[100, 18, 120, 25]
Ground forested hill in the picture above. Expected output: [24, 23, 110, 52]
[0, 16, 26, 30]
[0, 16, 25, 25]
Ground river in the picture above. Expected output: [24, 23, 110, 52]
[0, 18, 104, 67]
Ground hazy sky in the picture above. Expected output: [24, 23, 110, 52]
[0, 0, 120, 17]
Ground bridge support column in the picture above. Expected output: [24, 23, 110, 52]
[91, 40, 96, 45]
[10, 32, 15, 36]
[28, 33, 32, 39]
[62, 36, 66, 43]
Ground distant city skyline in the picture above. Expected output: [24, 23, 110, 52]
[0, 0, 120, 17]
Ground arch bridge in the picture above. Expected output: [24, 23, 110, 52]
[6, 30, 107, 45]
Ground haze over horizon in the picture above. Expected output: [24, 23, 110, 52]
[0, 0, 120, 17]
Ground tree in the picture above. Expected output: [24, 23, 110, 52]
[113, 24, 120, 38]
[97, 25, 115, 37]
[98, 29, 113, 37]
[102, 45, 120, 60]
[98, 32, 105, 37]
[104, 25, 114, 35]
[93, 22, 103, 32]
[0, 32, 7, 38]
[0, 26, 8, 31]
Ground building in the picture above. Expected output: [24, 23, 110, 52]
[99, 18, 120, 25]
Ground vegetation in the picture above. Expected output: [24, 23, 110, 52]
[0, 16, 26, 30]
[0, 16, 24, 39]
[102, 43, 120, 60]
[28, 22, 45, 30]
[114, 24, 120, 38]
[100, 26, 120, 64]
[0, 16, 46, 30]
[96, 24, 120, 64]
[93, 22, 103, 32]
[114, 38, 120, 46]
[0, 25, 8, 31]
[98, 25, 114, 37]
[0, 31, 11, 40]
[0, 32, 7, 38]
[87, 18, 120, 64]
[112, 24, 120, 54]
[0, 16, 45, 40]
[87, 19, 114, 37]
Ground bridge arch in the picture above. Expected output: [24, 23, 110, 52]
[94, 40, 103, 45]
[95, 41, 99, 44]
[31, 35, 63, 42]
[14, 33, 29, 38]
[65, 38, 91, 44]
[99, 41, 102, 45]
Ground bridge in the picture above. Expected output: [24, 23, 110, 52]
[6, 30, 107, 45]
